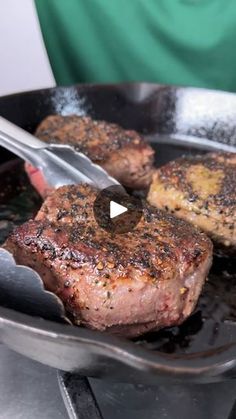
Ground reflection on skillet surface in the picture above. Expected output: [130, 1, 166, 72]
[0, 160, 41, 243]
[0, 157, 235, 356]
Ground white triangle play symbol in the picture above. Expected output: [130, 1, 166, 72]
[110, 200, 128, 219]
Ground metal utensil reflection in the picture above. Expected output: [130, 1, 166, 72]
[0, 248, 70, 323]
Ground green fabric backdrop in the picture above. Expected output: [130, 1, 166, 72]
[35, 0, 236, 91]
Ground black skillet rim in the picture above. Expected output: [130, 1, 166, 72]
[0, 82, 236, 382]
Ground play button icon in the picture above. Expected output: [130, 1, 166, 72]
[93, 185, 143, 234]
[110, 201, 127, 219]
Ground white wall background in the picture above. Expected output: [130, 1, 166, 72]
[0, 0, 55, 96]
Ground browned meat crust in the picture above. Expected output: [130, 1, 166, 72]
[35, 115, 154, 189]
[148, 152, 236, 254]
[5, 184, 212, 337]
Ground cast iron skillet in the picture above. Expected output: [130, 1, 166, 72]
[0, 83, 235, 384]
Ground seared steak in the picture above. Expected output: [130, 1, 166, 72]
[148, 152, 236, 254]
[5, 184, 212, 337]
[25, 115, 154, 197]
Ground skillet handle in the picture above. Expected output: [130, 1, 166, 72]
[57, 370, 103, 419]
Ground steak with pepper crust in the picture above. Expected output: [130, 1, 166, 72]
[148, 152, 236, 255]
[5, 184, 212, 337]
[25, 115, 154, 197]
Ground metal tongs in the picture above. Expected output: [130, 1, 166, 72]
[0, 116, 119, 189]
[0, 116, 119, 323]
